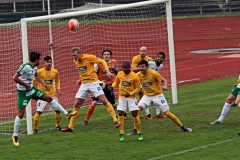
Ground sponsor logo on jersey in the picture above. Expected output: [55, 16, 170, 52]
[78, 66, 87, 71]
[121, 81, 131, 86]
[44, 80, 52, 84]
[142, 82, 152, 87]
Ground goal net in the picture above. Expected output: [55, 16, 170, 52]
[0, 0, 176, 135]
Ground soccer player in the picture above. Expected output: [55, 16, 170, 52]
[128, 59, 192, 135]
[131, 46, 152, 120]
[144, 51, 167, 119]
[32, 56, 62, 133]
[82, 49, 119, 125]
[111, 61, 143, 141]
[12, 52, 77, 146]
[210, 75, 240, 124]
[132, 47, 165, 120]
[131, 46, 152, 73]
[61, 47, 120, 132]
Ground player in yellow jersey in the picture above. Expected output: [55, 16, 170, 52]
[62, 47, 120, 132]
[131, 46, 166, 120]
[32, 56, 62, 133]
[82, 49, 122, 125]
[111, 61, 143, 141]
[128, 59, 192, 135]
[131, 46, 152, 72]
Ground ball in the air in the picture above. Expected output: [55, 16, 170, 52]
[68, 19, 79, 32]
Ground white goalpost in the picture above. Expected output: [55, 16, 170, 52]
[0, 0, 177, 135]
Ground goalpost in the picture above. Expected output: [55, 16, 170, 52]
[0, 0, 177, 135]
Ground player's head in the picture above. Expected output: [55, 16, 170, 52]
[139, 46, 147, 59]
[29, 52, 41, 66]
[156, 52, 165, 63]
[44, 56, 52, 70]
[122, 61, 131, 74]
[102, 49, 112, 61]
[138, 59, 148, 74]
[71, 47, 82, 61]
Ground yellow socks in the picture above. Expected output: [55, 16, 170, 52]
[55, 113, 62, 127]
[118, 116, 124, 134]
[33, 112, 40, 130]
[69, 108, 80, 128]
[165, 111, 182, 127]
[105, 102, 117, 122]
[134, 116, 141, 134]
[133, 110, 141, 129]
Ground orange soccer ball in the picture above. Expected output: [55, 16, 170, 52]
[68, 19, 79, 32]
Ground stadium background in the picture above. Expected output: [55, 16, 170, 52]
[0, 0, 239, 131]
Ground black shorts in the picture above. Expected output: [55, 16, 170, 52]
[92, 86, 115, 104]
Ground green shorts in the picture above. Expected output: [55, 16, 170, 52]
[230, 87, 240, 97]
[17, 86, 46, 109]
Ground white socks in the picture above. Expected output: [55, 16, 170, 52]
[145, 105, 161, 115]
[49, 99, 68, 116]
[13, 116, 21, 137]
[144, 107, 150, 115]
[218, 102, 231, 122]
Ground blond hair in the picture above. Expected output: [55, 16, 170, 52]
[71, 47, 81, 53]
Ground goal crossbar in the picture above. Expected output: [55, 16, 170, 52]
[20, 0, 177, 135]
[23, 0, 169, 22]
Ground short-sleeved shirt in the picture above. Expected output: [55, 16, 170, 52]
[74, 54, 100, 84]
[33, 67, 60, 97]
[94, 59, 118, 85]
[17, 62, 38, 91]
[137, 69, 164, 96]
[131, 55, 152, 69]
[148, 60, 163, 72]
[113, 71, 140, 98]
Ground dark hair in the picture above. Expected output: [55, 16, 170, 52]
[157, 52, 165, 59]
[29, 52, 41, 62]
[122, 61, 131, 67]
[138, 59, 148, 67]
[102, 49, 112, 56]
[44, 56, 52, 61]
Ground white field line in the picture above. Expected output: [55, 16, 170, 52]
[147, 137, 239, 160]
[177, 78, 200, 84]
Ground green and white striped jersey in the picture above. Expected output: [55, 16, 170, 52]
[16, 62, 38, 91]
[148, 60, 163, 72]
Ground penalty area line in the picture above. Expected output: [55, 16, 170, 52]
[147, 137, 239, 160]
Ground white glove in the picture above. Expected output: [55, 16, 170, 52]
[98, 80, 106, 89]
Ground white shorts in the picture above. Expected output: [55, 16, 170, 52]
[75, 81, 104, 99]
[117, 98, 139, 112]
[138, 94, 170, 112]
[36, 97, 59, 112]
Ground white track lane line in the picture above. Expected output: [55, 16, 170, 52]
[148, 137, 239, 160]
